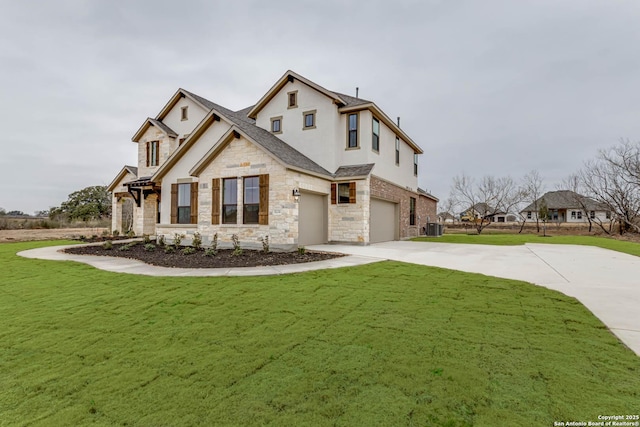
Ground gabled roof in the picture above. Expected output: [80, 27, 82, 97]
[247, 70, 349, 119]
[334, 164, 375, 179]
[418, 188, 439, 202]
[521, 190, 608, 212]
[131, 118, 178, 142]
[107, 165, 138, 192]
[154, 88, 215, 121]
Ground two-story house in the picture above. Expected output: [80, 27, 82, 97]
[108, 70, 438, 250]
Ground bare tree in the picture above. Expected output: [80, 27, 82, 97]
[521, 170, 544, 233]
[450, 174, 525, 234]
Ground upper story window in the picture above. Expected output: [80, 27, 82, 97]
[223, 178, 238, 224]
[147, 140, 159, 167]
[347, 113, 358, 148]
[303, 110, 316, 130]
[243, 176, 260, 224]
[395, 137, 400, 165]
[271, 116, 282, 134]
[287, 91, 298, 108]
[181, 106, 188, 121]
[414, 153, 418, 176]
[372, 118, 380, 152]
[410, 197, 416, 226]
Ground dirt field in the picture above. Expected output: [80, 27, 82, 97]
[0, 228, 108, 243]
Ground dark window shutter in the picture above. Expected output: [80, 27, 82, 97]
[155, 141, 160, 165]
[211, 178, 220, 225]
[331, 183, 336, 204]
[146, 142, 150, 167]
[349, 182, 356, 204]
[171, 184, 178, 223]
[190, 182, 198, 224]
[259, 174, 269, 225]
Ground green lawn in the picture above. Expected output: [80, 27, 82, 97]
[1, 241, 638, 426]
[413, 233, 640, 257]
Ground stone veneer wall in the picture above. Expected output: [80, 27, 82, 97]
[370, 176, 437, 239]
[328, 177, 370, 244]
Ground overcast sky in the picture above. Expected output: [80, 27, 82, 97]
[2, 0, 640, 214]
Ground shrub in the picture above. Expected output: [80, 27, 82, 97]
[260, 235, 270, 253]
[126, 230, 136, 238]
[182, 247, 196, 255]
[102, 240, 113, 250]
[211, 233, 218, 252]
[173, 233, 184, 247]
[231, 234, 242, 256]
[143, 234, 151, 244]
[298, 246, 306, 255]
[192, 232, 202, 250]
[204, 248, 217, 257]
[91, 235, 98, 240]
[144, 244, 155, 252]
[102, 229, 110, 237]
[164, 246, 175, 254]
[112, 230, 120, 237]
[119, 243, 133, 251]
[157, 235, 165, 247]
[79, 235, 86, 241]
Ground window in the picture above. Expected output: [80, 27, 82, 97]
[395, 137, 400, 165]
[577, 211, 582, 219]
[243, 176, 259, 224]
[414, 153, 418, 176]
[372, 118, 379, 151]
[606, 211, 611, 219]
[590, 211, 595, 219]
[147, 140, 159, 167]
[271, 116, 282, 134]
[223, 178, 237, 224]
[527, 211, 532, 219]
[410, 197, 416, 225]
[171, 182, 197, 224]
[331, 182, 356, 204]
[303, 110, 316, 130]
[288, 91, 297, 108]
[347, 113, 358, 148]
[181, 106, 188, 121]
[177, 184, 191, 223]
[571, 211, 576, 220]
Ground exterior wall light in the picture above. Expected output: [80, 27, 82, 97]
[292, 188, 301, 202]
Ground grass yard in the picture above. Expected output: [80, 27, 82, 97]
[414, 233, 640, 257]
[1, 241, 638, 426]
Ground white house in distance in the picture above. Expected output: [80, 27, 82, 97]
[108, 70, 438, 250]
[520, 190, 611, 223]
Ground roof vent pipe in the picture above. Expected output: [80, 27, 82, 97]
[397, 116, 401, 128]
[356, 87, 359, 98]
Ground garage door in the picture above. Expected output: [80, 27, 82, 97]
[299, 192, 327, 245]
[370, 198, 397, 243]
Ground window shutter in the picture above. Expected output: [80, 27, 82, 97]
[146, 142, 150, 167]
[171, 184, 178, 223]
[155, 141, 160, 165]
[190, 182, 198, 224]
[349, 182, 356, 204]
[259, 174, 269, 225]
[211, 178, 220, 225]
[331, 183, 336, 204]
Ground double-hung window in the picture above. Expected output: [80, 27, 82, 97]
[147, 140, 159, 167]
[223, 178, 238, 224]
[271, 117, 282, 134]
[347, 113, 358, 148]
[410, 197, 416, 225]
[243, 176, 260, 224]
[177, 183, 191, 223]
[372, 118, 379, 152]
[171, 182, 198, 224]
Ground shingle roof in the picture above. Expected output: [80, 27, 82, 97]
[418, 188, 439, 201]
[148, 119, 177, 138]
[521, 190, 608, 212]
[334, 164, 375, 178]
[332, 91, 372, 107]
[124, 165, 138, 177]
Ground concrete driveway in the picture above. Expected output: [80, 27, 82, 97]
[308, 241, 640, 356]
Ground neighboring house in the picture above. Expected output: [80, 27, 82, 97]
[108, 70, 438, 249]
[520, 190, 611, 223]
[437, 212, 455, 224]
[460, 203, 514, 223]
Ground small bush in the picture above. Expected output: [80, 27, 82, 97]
[144, 244, 155, 252]
[79, 235, 86, 241]
[260, 235, 270, 253]
[173, 233, 184, 247]
[157, 235, 165, 247]
[231, 234, 240, 251]
[211, 233, 218, 252]
[91, 235, 98, 240]
[143, 234, 151, 244]
[112, 230, 120, 237]
[164, 246, 175, 254]
[298, 246, 306, 255]
[119, 243, 132, 251]
[126, 230, 136, 238]
[204, 248, 217, 257]
[102, 241, 113, 250]
[102, 229, 110, 237]
[233, 248, 243, 256]
[192, 232, 202, 250]
[182, 247, 196, 255]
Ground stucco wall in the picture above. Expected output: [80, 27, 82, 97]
[161, 96, 209, 140]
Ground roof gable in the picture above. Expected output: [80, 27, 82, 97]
[520, 190, 608, 212]
[107, 165, 138, 192]
[131, 118, 178, 142]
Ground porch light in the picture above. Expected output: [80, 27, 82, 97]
[292, 188, 301, 202]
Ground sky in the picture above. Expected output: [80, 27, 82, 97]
[2, 0, 640, 214]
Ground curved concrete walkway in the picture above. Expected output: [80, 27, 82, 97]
[18, 241, 640, 355]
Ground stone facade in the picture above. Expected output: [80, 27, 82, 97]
[329, 177, 370, 244]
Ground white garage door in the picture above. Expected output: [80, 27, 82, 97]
[299, 192, 327, 245]
[370, 198, 397, 243]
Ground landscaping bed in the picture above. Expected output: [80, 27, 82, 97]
[64, 241, 343, 268]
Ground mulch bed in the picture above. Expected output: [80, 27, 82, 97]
[64, 241, 344, 269]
